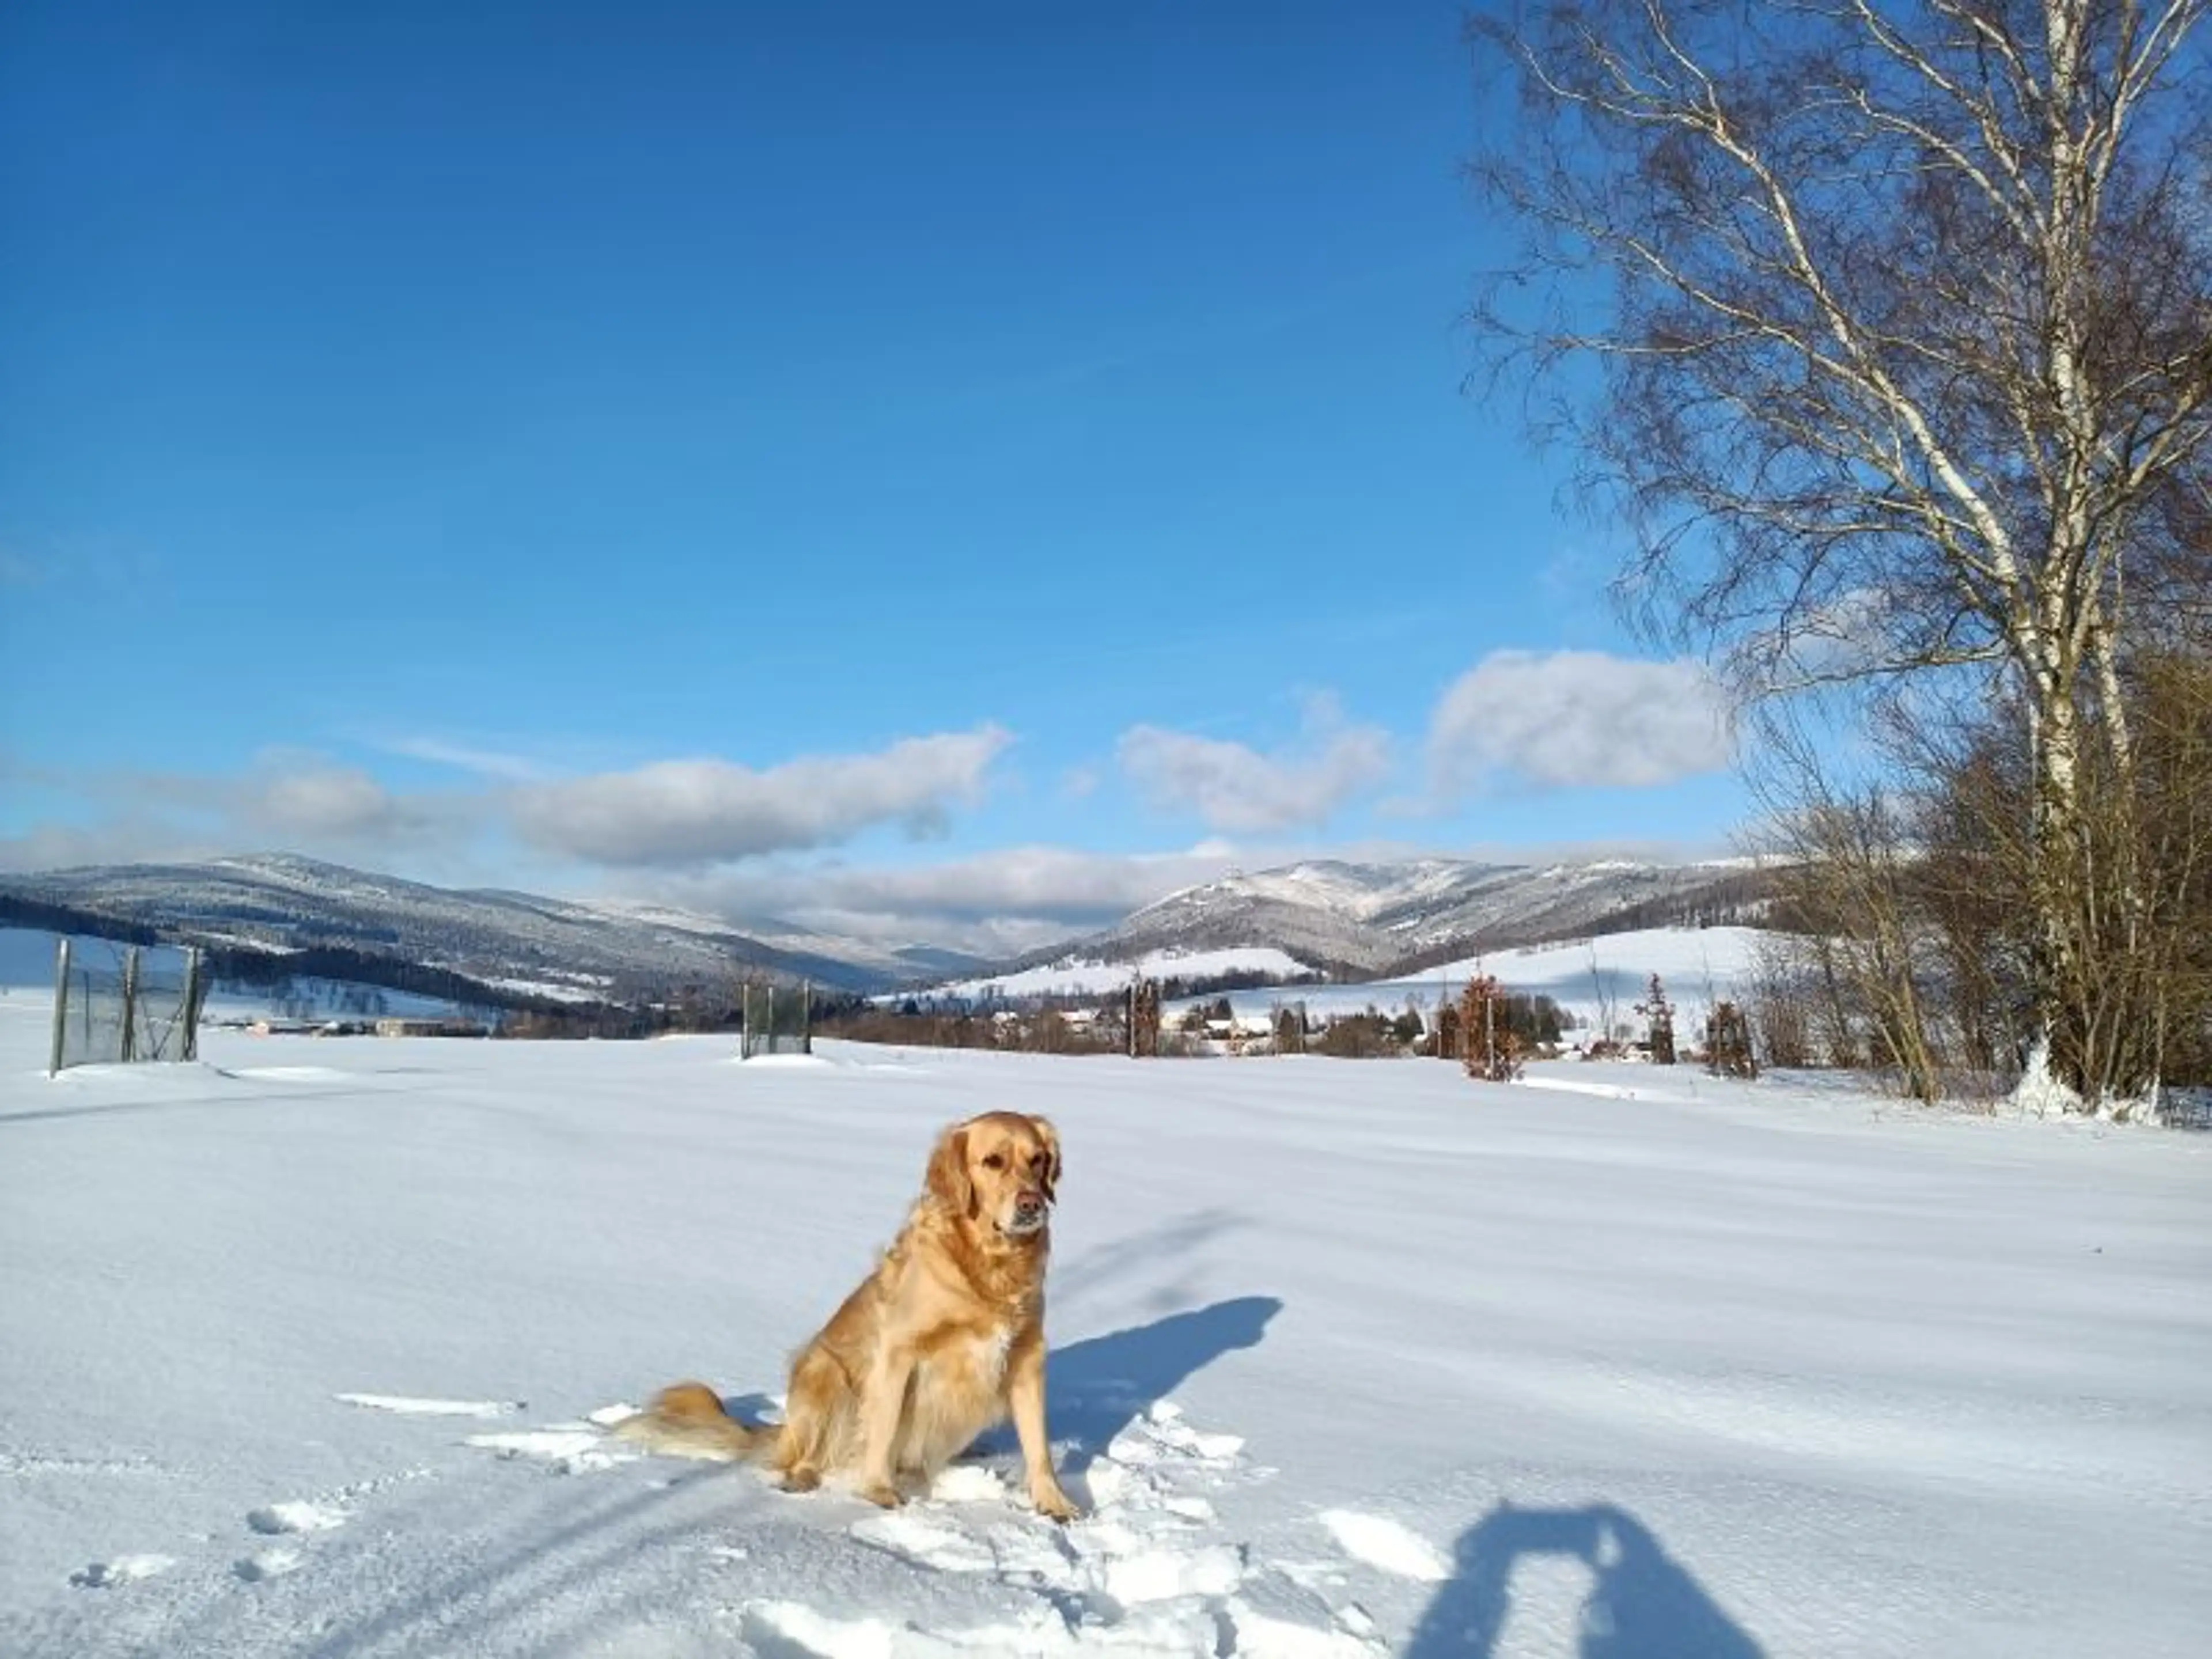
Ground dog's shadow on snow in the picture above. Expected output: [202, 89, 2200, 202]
[971, 1294, 1282, 1478]
[1406, 1501, 1764, 1658]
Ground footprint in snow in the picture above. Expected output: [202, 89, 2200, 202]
[770, 1397, 1390, 1655]
[247, 1499, 346, 1535]
[234, 1546, 305, 1582]
[69, 1554, 176, 1589]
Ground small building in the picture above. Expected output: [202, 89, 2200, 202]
[374, 1016, 490, 1039]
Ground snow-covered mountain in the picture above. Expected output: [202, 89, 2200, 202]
[0, 854, 945, 1001]
[0, 850, 1772, 1014]
[963, 856, 1773, 987]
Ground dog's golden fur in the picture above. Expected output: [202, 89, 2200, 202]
[610, 1111, 1081, 1520]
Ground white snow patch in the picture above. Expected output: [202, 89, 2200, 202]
[1513, 1073, 1645, 1100]
[335, 1392, 524, 1419]
[462, 1424, 634, 1474]
[925, 945, 1316, 1002]
[1099, 1540, 1245, 1605]
[850, 1510, 999, 1574]
[925, 1464, 1009, 1504]
[482, 975, 610, 1004]
[1317, 1511, 1451, 1582]
[1226, 1597, 1388, 1658]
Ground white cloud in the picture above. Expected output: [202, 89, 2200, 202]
[507, 726, 1013, 868]
[1427, 650, 1733, 795]
[631, 843, 1252, 954]
[0, 752, 475, 874]
[247, 764, 441, 841]
[370, 734, 552, 782]
[1117, 696, 1391, 833]
[4, 730, 1016, 880]
[0, 818, 224, 874]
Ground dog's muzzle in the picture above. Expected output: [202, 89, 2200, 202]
[1005, 1191, 1048, 1234]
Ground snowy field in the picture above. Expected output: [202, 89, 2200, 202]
[1175, 929, 1767, 1044]
[3, 1001, 2210, 1657]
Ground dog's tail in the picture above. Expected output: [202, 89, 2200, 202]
[607, 1380, 774, 1463]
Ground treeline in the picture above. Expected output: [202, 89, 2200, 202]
[927, 964, 1334, 1013]
[1311, 993, 1569, 1060]
[1746, 647, 2212, 1112]
[815, 1003, 1146, 1056]
[1156, 965, 1331, 1000]
[0, 894, 164, 949]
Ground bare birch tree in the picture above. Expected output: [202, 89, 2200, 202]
[1464, 0, 2211, 1108]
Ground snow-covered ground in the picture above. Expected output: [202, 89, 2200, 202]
[1198, 927, 1769, 1044]
[3, 1001, 2209, 1657]
[924, 946, 1319, 1004]
[477, 974, 614, 1006]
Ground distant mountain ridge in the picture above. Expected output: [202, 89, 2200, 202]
[0, 849, 1774, 1013]
[964, 855, 1774, 987]
[0, 854, 956, 1005]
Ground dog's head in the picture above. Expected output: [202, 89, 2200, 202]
[926, 1111, 1062, 1240]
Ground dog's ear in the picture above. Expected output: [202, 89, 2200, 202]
[1028, 1115, 1062, 1201]
[926, 1123, 972, 1216]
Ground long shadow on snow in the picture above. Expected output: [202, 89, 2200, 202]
[0, 1085, 404, 1127]
[1405, 1501, 1763, 1659]
[965, 1295, 1282, 1478]
[1047, 1208, 1244, 1306]
[297, 1468, 724, 1659]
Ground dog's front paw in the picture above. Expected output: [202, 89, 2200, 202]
[1029, 1482, 1082, 1524]
[858, 1480, 902, 1510]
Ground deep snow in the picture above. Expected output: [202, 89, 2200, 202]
[3, 999, 2209, 1657]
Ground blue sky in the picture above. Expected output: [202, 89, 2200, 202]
[1, 0, 1749, 950]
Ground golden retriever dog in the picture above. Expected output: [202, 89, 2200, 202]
[610, 1111, 1081, 1521]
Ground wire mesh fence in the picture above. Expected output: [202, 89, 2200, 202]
[49, 938, 209, 1074]
[738, 979, 812, 1059]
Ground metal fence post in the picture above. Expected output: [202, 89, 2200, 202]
[119, 947, 141, 1063]
[183, 946, 205, 1062]
[49, 937, 70, 1076]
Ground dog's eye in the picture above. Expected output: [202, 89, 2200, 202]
[982, 1153, 1006, 1170]
[1028, 1153, 1044, 1171]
